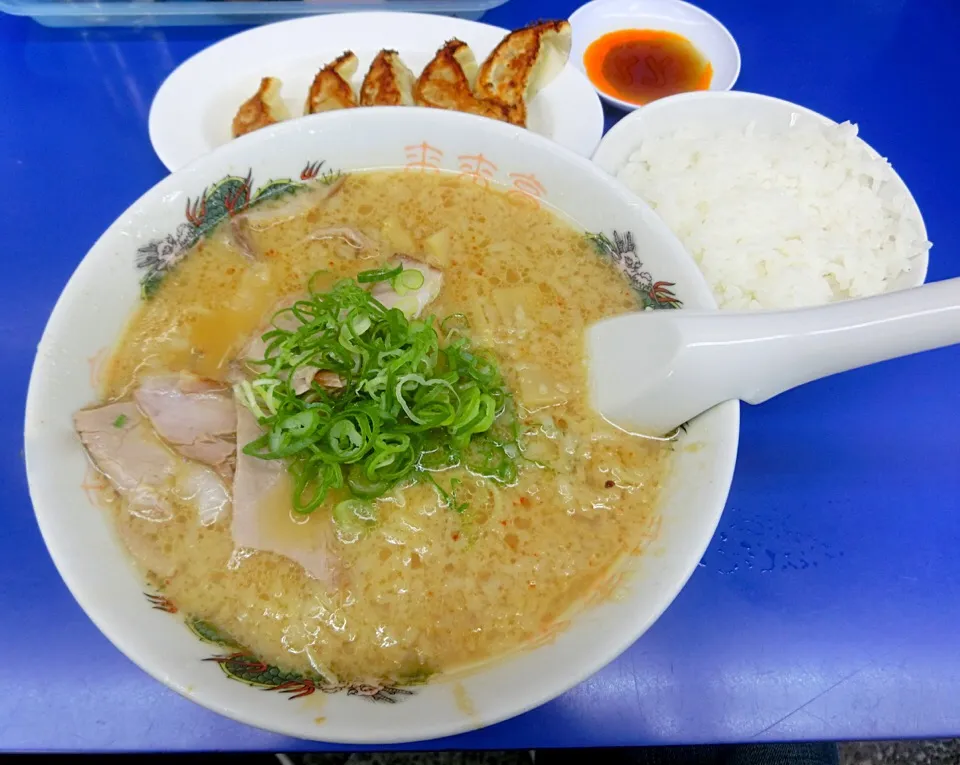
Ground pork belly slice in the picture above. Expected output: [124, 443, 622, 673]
[134, 373, 236, 472]
[232, 403, 340, 584]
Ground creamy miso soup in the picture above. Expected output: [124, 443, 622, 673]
[76, 170, 670, 685]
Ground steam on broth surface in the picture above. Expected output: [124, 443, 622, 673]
[83, 170, 670, 685]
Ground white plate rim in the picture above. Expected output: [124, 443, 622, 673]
[148, 11, 605, 171]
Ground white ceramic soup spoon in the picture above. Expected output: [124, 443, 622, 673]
[588, 277, 960, 436]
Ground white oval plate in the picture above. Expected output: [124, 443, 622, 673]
[148, 11, 605, 171]
[568, 0, 740, 112]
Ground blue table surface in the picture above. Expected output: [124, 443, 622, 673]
[2, 0, 959, 752]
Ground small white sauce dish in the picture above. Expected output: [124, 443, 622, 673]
[568, 0, 741, 111]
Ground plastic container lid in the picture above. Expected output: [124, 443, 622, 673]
[0, 0, 508, 28]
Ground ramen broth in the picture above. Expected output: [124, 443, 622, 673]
[96, 171, 670, 684]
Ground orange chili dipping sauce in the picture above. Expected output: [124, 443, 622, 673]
[583, 29, 713, 105]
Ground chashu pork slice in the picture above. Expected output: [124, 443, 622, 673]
[232, 403, 341, 584]
[134, 373, 236, 474]
[75, 402, 178, 521]
[370, 256, 443, 319]
[75, 400, 231, 527]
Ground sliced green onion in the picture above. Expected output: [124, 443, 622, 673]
[234, 380, 267, 420]
[233, 271, 522, 516]
[280, 410, 320, 437]
[333, 499, 377, 531]
[357, 264, 403, 283]
[393, 268, 425, 295]
[251, 378, 283, 415]
[323, 408, 376, 463]
[112, 414, 128, 428]
[345, 465, 391, 499]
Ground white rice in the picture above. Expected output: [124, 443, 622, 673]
[616, 120, 930, 310]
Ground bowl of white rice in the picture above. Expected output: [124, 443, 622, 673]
[592, 91, 930, 310]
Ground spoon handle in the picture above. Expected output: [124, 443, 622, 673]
[693, 277, 960, 404]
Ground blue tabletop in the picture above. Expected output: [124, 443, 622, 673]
[3, 0, 960, 752]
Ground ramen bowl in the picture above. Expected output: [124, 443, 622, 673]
[24, 108, 739, 743]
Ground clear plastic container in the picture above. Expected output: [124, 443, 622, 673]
[0, 0, 508, 27]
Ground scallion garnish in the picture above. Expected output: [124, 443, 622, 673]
[356, 264, 403, 284]
[236, 273, 521, 516]
[332, 499, 378, 533]
[113, 414, 128, 428]
[393, 268, 426, 295]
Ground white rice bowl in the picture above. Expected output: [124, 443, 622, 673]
[616, 119, 930, 310]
